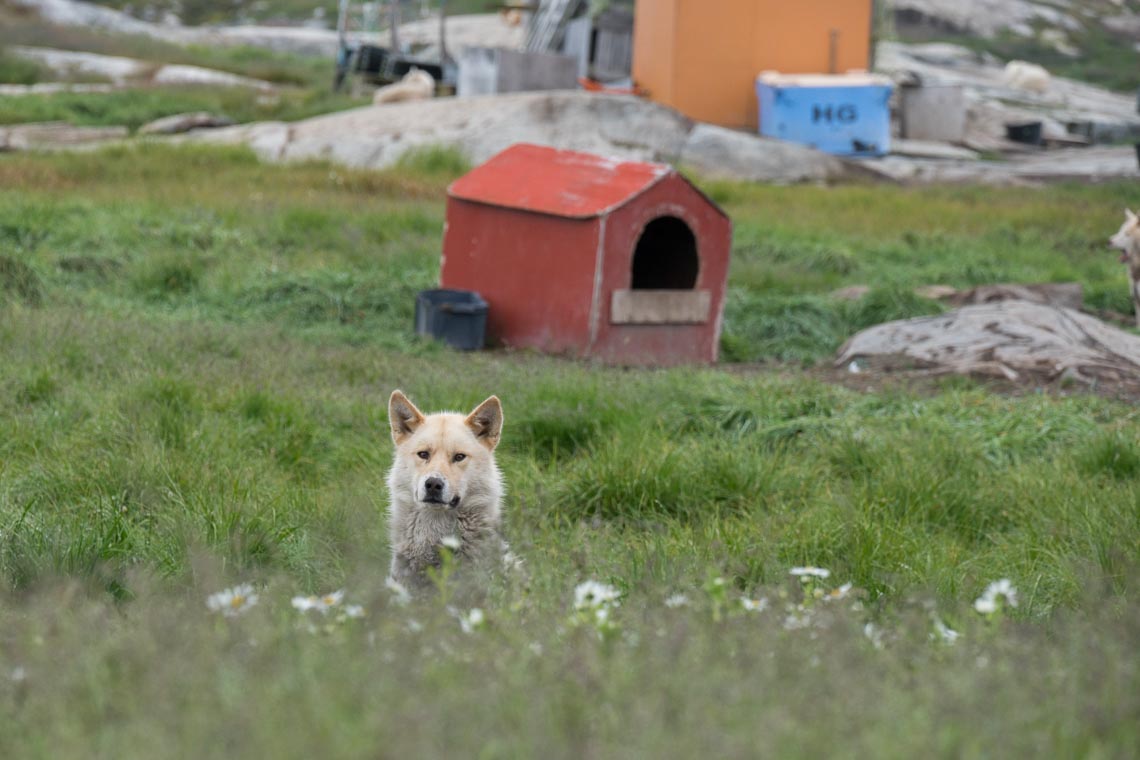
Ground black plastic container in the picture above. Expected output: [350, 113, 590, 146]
[415, 289, 488, 350]
[354, 44, 388, 75]
[1005, 121, 1043, 145]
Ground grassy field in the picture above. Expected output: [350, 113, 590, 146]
[0, 2, 370, 129]
[1, 144, 1139, 756]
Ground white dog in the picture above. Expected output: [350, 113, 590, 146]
[372, 68, 435, 106]
[1109, 209, 1140, 327]
[1002, 60, 1051, 94]
[386, 390, 505, 589]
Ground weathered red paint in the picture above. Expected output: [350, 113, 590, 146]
[441, 143, 732, 365]
[449, 143, 672, 219]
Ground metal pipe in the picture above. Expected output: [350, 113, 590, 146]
[439, 0, 449, 64]
[390, 0, 401, 52]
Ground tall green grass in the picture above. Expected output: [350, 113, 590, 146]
[0, 144, 1138, 755]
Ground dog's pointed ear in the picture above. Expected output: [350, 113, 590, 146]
[465, 395, 503, 451]
[1127, 209, 1138, 223]
[389, 390, 425, 445]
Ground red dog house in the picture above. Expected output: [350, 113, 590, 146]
[440, 143, 732, 365]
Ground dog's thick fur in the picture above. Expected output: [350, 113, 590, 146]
[386, 390, 504, 588]
[1109, 209, 1140, 327]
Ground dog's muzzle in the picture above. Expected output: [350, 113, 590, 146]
[421, 475, 460, 507]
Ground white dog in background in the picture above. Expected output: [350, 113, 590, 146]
[1109, 209, 1140, 327]
[372, 68, 435, 106]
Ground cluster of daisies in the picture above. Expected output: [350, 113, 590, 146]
[205, 584, 364, 621]
[204, 566, 1020, 646]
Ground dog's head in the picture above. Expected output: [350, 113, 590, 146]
[388, 390, 503, 510]
[1110, 209, 1140, 264]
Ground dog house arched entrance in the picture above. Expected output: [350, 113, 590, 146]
[631, 216, 699, 289]
[611, 214, 712, 325]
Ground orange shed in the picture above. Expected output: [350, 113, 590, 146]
[631, 0, 874, 129]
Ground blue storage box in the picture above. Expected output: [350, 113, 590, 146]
[757, 72, 893, 157]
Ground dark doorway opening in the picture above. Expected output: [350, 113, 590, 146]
[631, 216, 698, 289]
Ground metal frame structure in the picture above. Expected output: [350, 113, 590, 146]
[334, 0, 452, 91]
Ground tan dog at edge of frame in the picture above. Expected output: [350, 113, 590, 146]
[1109, 209, 1140, 328]
[386, 390, 507, 590]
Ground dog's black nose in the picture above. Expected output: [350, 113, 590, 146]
[424, 476, 445, 498]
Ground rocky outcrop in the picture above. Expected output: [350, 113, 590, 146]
[679, 124, 847, 184]
[181, 91, 865, 184]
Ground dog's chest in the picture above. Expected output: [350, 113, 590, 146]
[399, 506, 496, 564]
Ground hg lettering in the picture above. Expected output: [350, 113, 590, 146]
[812, 104, 858, 124]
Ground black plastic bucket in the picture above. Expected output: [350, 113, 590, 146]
[415, 289, 488, 350]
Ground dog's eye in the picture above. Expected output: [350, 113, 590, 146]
[417, 450, 430, 460]
[452, 453, 466, 463]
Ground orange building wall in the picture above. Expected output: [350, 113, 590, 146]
[632, 0, 873, 129]
[630, 0, 678, 107]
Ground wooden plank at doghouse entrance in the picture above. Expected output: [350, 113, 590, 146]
[611, 290, 711, 324]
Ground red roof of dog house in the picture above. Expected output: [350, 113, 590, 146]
[448, 143, 681, 219]
[441, 143, 732, 365]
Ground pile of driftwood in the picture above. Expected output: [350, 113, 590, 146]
[836, 285, 1140, 389]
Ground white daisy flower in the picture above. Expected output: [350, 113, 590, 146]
[440, 535, 462, 551]
[974, 597, 998, 614]
[574, 580, 621, 610]
[664, 593, 690, 608]
[826, 582, 853, 600]
[385, 577, 411, 606]
[291, 596, 318, 612]
[342, 604, 365, 619]
[206, 584, 258, 618]
[740, 596, 769, 612]
[291, 589, 345, 614]
[789, 566, 831, 579]
[974, 578, 1018, 614]
[932, 618, 960, 645]
[863, 622, 885, 649]
[459, 607, 485, 634]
